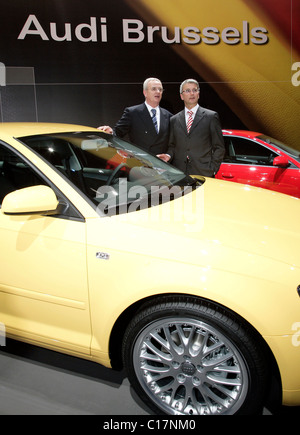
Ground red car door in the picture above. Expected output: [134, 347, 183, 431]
[216, 134, 300, 198]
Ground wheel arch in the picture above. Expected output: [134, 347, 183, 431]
[108, 292, 282, 409]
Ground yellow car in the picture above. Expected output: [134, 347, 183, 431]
[0, 122, 299, 415]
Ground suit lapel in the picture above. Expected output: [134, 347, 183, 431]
[178, 110, 187, 134]
[138, 104, 152, 127]
[188, 106, 205, 134]
[138, 103, 157, 135]
[159, 108, 168, 136]
[178, 107, 205, 136]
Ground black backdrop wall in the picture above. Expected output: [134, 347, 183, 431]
[0, 0, 299, 148]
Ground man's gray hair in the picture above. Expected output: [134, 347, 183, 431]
[180, 79, 200, 94]
[143, 77, 162, 90]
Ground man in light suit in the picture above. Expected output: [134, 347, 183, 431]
[99, 78, 173, 155]
[158, 79, 225, 177]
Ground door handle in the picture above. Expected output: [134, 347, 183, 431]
[221, 173, 234, 179]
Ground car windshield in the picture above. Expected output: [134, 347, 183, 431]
[20, 131, 201, 215]
[258, 135, 300, 161]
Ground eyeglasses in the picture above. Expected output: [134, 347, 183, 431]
[149, 87, 164, 93]
[181, 88, 199, 94]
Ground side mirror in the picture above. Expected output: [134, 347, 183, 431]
[273, 155, 289, 168]
[1, 185, 59, 215]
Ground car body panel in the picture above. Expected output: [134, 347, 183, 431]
[85, 181, 300, 366]
[265, 334, 300, 405]
[0, 123, 299, 406]
[216, 130, 300, 198]
[0, 204, 92, 354]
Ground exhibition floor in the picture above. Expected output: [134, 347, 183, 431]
[0, 339, 299, 416]
[0, 339, 148, 415]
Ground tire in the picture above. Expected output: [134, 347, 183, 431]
[122, 297, 268, 415]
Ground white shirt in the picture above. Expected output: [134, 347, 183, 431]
[145, 102, 160, 132]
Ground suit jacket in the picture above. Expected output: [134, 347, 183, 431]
[167, 106, 225, 177]
[114, 103, 173, 154]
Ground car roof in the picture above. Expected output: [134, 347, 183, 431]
[0, 122, 98, 138]
[222, 129, 261, 138]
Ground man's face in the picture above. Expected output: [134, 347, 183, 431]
[143, 80, 163, 107]
[180, 82, 200, 108]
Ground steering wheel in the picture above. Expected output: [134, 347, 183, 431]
[106, 163, 128, 186]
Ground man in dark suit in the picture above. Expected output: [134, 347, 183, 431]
[99, 78, 172, 155]
[158, 79, 225, 177]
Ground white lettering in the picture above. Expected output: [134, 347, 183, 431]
[0, 322, 6, 346]
[147, 419, 196, 430]
[103, 419, 137, 432]
[243, 20, 249, 44]
[161, 26, 181, 44]
[18, 14, 49, 40]
[17, 16, 269, 47]
[292, 322, 300, 347]
[202, 27, 220, 44]
[95, 180, 204, 232]
[100, 17, 108, 42]
[50, 22, 72, 41]
[75, 17, 97, 42]
[251, 27, 268, 44]
[147, 26, 160, 43]
[127, 185, 148, 213]
[18, 15, 108, 43]
[222, 27, 240, 45]
[183, 27, 201, 45]
[292, 62, 300, 87]
[123, 19, 144, 43]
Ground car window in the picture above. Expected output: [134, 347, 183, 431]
[0, 143, 46, 205]
[258, 135, 300, 161]
[224, 136, 278, 165]
[20, 131, 200, 216]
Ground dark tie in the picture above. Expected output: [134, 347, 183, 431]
[151, 108, 158, 133]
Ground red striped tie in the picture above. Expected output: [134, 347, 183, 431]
[187, 110, 193, 133]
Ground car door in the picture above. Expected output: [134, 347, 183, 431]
[216, 135, 300, 197]
[0, 142, 91, 354]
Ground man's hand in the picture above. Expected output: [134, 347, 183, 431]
[156, 153, 171, 162]
[98, 125, 113, 134]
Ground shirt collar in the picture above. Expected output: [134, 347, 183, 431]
[185, 104, 199, 115]
[145, 102, 160, 114]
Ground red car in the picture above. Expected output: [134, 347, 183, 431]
[216, 130, 300, 198]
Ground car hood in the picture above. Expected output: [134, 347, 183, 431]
[200, 179, 300, 269]
[104, 178, 300, 271]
